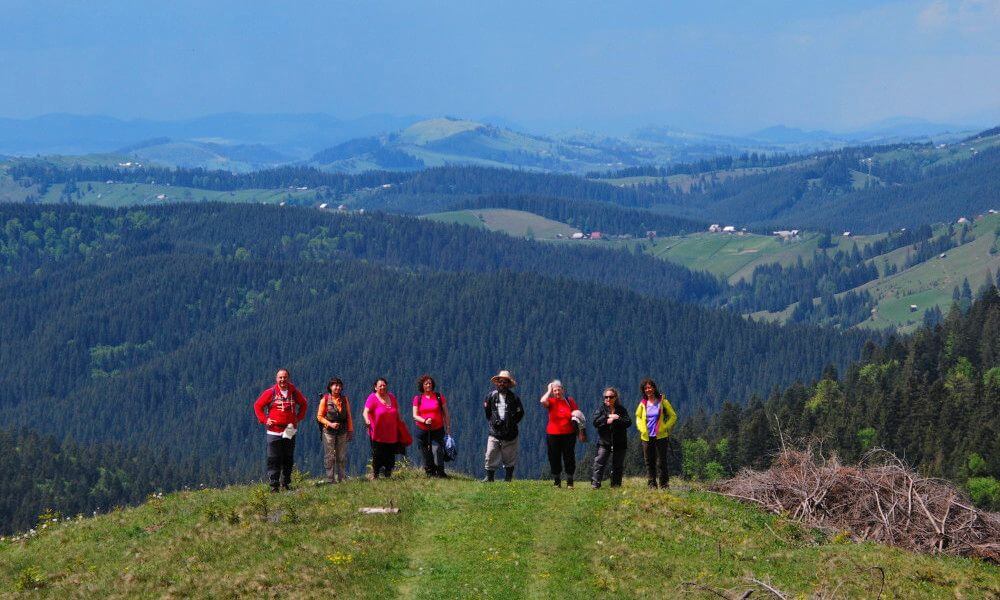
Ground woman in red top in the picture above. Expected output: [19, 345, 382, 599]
[363, 377, 403, 479]
[412, 374, 451, 478]
[540, 379, 582, 487]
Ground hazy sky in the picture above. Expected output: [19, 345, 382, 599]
[2, 0, 998, 132]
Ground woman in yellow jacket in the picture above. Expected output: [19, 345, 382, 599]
[634, 378, 677, 489]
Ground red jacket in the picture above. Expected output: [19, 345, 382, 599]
[254, 384, 308, 434]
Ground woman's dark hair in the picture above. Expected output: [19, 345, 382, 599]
[639, 378, 660, 400]
[327, 377, 343, 394]
[416, 374, 436, 393]
[372, 377, 389, 392]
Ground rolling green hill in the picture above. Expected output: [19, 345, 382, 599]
[2, 474, 997, 598]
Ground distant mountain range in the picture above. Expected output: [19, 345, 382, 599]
[0, 113, 981, 173]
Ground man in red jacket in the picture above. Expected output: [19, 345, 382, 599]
[253, 368, 308, 492]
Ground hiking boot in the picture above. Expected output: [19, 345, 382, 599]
[481, 470, 495, 483]
[436, 468, 450, 479]
[591, 481, 601, 490]
[647, 480, 658, 489]
[553, 477, 561, 487]
[566, 477, 574, 488]
[504, 467, 514, 482]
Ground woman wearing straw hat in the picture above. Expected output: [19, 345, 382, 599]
[482, 369, 524, 483]
[540, 379, 584, 487]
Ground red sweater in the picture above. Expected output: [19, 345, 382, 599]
[254, 384, 308, 434]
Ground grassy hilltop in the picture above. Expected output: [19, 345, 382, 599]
[2, 472, 997, 598]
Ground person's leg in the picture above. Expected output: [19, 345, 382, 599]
[642, 440, 657, 488]
[323, 431, 337, 483]
[278, 438, 295, 489]
[334, 434, 349, 482]
[266, 435, 282, 491]
[656, 438, 670, 488]
[547, 434, 562, 485]
[502, 438, 518, 481]
[431, 428, 447, 475]
[592, 444, 611, 488]
[484, 436, 501, 480]
[610, 444, 627, 487]
[562, 433, 577, 486]
[370, 440, 383, 478]
[384, 444, 397, 478]
[417, 429, 435, 475]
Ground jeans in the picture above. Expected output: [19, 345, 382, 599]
[546, 433, 577, 479]
[642, 438, 670, 487]
[322, 430, 349, 482]
[417, 427, 446, 474]
[370, 440, 396, 478]
[592, 443, 626, 487]
[266, 435, 295, 490]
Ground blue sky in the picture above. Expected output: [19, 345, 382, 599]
[1, 0, 998, 133]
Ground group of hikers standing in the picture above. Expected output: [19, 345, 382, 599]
[252, 368, 677, 492]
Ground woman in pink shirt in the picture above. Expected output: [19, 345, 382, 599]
[412, 374, 451, 478]
[540, 379, 583, 487]
[363, 377, 402, 479]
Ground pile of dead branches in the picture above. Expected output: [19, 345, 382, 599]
[712, 447, 1000, 562]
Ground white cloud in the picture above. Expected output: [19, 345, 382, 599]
[918, 0, 1000, 32]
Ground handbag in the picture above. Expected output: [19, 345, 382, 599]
[443, 434, 458, 462]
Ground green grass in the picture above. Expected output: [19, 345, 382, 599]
[1, 472, 997, 598]
[423, 209, 580, 239]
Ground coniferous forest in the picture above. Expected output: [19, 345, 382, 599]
[0, 202, 872, 531]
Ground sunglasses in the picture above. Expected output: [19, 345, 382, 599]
[603, 395, 616, 399]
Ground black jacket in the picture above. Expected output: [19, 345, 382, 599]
[591, 403, 631, 447]
[483, 389, 524, 441]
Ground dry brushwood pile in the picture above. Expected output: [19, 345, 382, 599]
[712, 447, 1000, 562]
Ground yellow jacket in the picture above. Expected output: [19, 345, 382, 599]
[634, 396, 677, 441]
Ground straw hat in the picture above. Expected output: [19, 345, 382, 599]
[490, 369, 517, 387]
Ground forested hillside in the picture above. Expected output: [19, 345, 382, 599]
[681, 289, 1000, 508]
[0, 204, 869, 519]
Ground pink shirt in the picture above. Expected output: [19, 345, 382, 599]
[413, 393, 447, 431]
[365, 392, 400, 443]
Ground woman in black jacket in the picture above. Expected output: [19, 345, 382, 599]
[591, 387, 631, 489]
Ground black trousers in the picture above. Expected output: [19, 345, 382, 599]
[642, 438, 670, 487]
[417, 427, 446, 474]
[547, 433, 577, 478]
[371, 440, 396, 478]
[266, 435, 295, 490]
[592, 443, 626, 487]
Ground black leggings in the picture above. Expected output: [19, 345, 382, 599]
[371, 440, 396, 478]
[266, 435, 295, 489]
[547, 433, 577, 478]
[417, 427, 446, 474]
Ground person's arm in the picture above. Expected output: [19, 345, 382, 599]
[662, 396, 677, 435]
[634, 402, 644, 434]
[362, 396, 373, 427]
[345, 397, 355, 438]
[591, 405, 606, 429]
[253, 390, 272, 425]
[293, 390, 308, 424]
[441, 396, 450, 433]
[317, 395, 332, 428]
[512, 394, 525, 424]
[540, 383, 553, 407]
[617, 405, 632, 428]
[412, 395, 432, 428]
[483, 393, 493, 421]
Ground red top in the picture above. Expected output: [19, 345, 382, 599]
[365, 392, 400, 443]
[545, 396, 579, 435]
[412, 393, 447, 431]
[253, 384, 308, 434]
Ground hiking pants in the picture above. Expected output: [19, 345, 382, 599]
[546, 433, 577, 478]
[484, 435, 518, 470]
[642, 438, 670, 487]
[370, 440, 396, 478]
[266, 435, 295, 490]
[592, 443, 626, 487]
[322, 430, 349, 482]
[417, 427, 446, 474]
